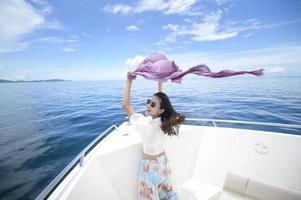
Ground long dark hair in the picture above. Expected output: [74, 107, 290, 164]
[154, 92, 185, 136]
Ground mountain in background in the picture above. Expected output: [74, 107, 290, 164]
[0, 79, 70, 83]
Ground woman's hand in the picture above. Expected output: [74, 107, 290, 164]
[127, 71, 135, 81]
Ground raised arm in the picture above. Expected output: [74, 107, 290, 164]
[158, 81, 163, 92]
[122, 74, 135, 117]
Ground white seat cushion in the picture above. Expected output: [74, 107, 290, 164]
[223, 172, 248, 196]
[214, 190, 248, 200]
[246, 178, 301, 200]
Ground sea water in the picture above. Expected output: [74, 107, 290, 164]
[0, 76, 300, 199]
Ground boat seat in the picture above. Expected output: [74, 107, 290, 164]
[216, 172, 251, 200]
[245, 178, 301, 200]
[215, 172, 301, 200]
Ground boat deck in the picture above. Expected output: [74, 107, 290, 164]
[42, 122, 301, 200]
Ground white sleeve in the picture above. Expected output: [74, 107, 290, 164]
[129, 113, 152, 126]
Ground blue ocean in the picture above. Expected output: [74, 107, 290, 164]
[0, 76, 300, 200]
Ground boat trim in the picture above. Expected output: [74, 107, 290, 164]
[35, 124, 118, 200]
[186, 118, 301, 129]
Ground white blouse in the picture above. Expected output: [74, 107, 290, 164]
[130, 113, 167, 155]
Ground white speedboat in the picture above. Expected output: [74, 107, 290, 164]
[36, 118, 301, 200]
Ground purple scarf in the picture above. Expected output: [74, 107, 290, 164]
[128, 52, 264, 83]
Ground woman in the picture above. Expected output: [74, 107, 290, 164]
[122, 72, 185, 200]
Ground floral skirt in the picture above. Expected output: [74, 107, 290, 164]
[138, 153, 178, 200]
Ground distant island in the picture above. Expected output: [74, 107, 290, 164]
[0, 79, 71, 83]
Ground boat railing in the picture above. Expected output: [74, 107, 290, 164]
[185, 118, 301, 129]
[35, 124, 118, 200]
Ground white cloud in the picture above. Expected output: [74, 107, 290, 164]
[16, 35, 81, 51]
[46, 68, 128, 81]
[62, 47, 76, 52]
[168, 44, 301, 73]
[0, 69, 31, 80]
[8, 70, 30, 81]
[126, 25, 141, 31]
[0, 0, 62, 53]
[81, 32, 92, 37]
[215, 0, 232, 5]
[264, 67, 285, 73]
[0, 0, 44, 41]
[126, 55, 145, 67]
[104, 0, 199, 15]
[0, 35, 79, 53]
[163, 24, 179, 31]
[158, 11, 236, 44]
[244, 32, 254, 37]
[162, 0, 198, 15]
[41, 20, 64, 30]
[34, 37, 68, 44]
[104, 4, 132, 15]
[66, 44, 299, 80]
[30, 0, 53, 14]
[158, 11, 301, 44]
[0, 42, 30, 54]
[15, 70, 29, 80]
[0, 65, 3, 69]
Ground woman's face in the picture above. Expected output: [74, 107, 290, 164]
[145, 96, 164, 118]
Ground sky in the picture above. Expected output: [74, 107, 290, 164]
[0, 0, 301, 81]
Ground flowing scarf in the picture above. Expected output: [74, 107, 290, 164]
[128, 52, 264, 83]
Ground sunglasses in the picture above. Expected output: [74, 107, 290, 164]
[146, 99, 157, 108]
